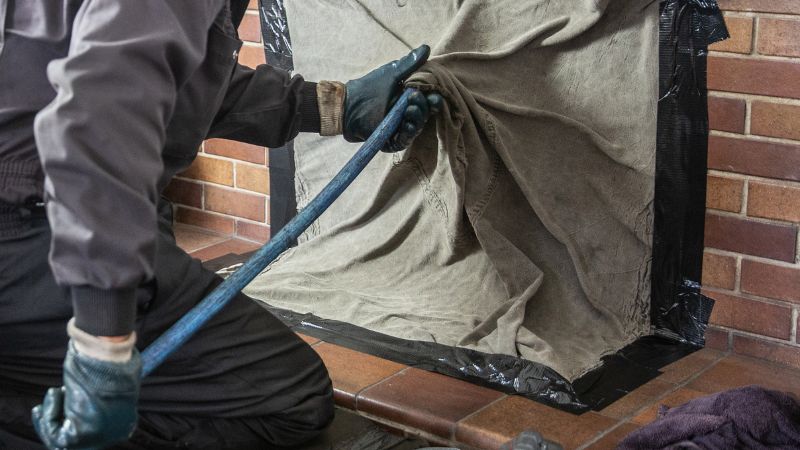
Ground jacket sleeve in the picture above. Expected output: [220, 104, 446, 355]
[34, 0, 223, 336]
[207, 63, 321, 147]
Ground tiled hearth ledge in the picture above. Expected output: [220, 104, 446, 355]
[176, 224, 800, 450]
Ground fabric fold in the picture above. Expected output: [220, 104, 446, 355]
[245, 0, 657, 380]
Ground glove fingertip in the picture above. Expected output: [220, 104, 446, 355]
[397, 45, 431, 80]
[42, 387, 64, 417]
[427, 93, 444, 114]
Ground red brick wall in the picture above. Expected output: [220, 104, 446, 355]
[703, 0, 800, 368]
[164, 1, 271, 243]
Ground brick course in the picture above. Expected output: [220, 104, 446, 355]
[165, 11, 270, 243]
[703, 5, 800, 365]
[706, 175, 743, 212]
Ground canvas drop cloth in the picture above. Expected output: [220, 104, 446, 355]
[246, 0, 658, 380]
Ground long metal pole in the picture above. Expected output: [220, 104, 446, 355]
[141, 88, 416, 376]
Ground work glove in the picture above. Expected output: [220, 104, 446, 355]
[316, 45, 443, 152]
[32, 320, 141, 450]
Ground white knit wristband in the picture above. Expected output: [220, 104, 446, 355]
[316, 81, 346, 136]
[67, 318, 136, 363]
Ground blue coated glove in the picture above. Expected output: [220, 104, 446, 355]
[32, 341, 141, 450]
[343, 44, 444, 152]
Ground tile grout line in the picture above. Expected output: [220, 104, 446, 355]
[449, 394, 509, 443]
[351, 367, 411, 413]
[575, 420, 627, 450]
[183, 235, 230, 255]
[578, 350, 729, 449]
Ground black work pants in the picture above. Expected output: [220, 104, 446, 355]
[0, 208, 334, 449]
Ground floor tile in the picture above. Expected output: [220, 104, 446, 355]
[581, 422, 639, 450]
[357, 368, 505, 439]
[188, 238, 261, 262]
[455, 396, 617, 450]
[655, 348, 725, 385]
[630, 388, 707, 425]
[596, 379, 674, 420]
[313, 343, 406, 409]
[687, 355, 800, 397]
[297, 333, 320, 345]
[173, 224, 227, 253]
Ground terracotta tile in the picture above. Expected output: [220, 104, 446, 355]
[751, 101, 800, 141]
[189, 238, 261, 262]
[687, 355, 800, 397]
[597, 379, 674, 420]
[708, 135, 800, 183]
[630, 388, 707, 425]
[705, 290, 793, 340]
[741, 259, 800, 304]
[718, 0, 800, 14]
[179, 155, 234, 186]
[175, 207, 235, 235]
[239, 44, 265, 68]
[704, 326, 730, 351]
[204, 185, 266, 222]
[706, 175, 743, 213]
[704, 212, 797, 262]
[236, 220, 271, 244]
[357, 368, 504, 439]
[707, 56, 800, 100]
[235, 163, 270, 194]
[748, 182, 800, 224]
[296, 333, 320, 345]
[709, 16, 753, 54]
[583, 422, 640, 450]
[758, 18, 800, 58]
[708, 95, 747, 133]
[732, 334, 800, 371]
[164, 178, 202, 209]
[247, 0, 257, 10]
[656, 347, 725, 385]
[312, 343, 406, 409]
[238, 13, 261, 43]
[204, 139, 266, 165]
[455, 396, 617, 450]
[702, 252, 737, 290]
[173, 224, 227, 253]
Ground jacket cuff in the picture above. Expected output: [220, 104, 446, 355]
[71, 286, 137, 336]
[316, 81, 345, 136]
[298, 81, 321, 134]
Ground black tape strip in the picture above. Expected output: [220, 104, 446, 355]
[259, 0, 298, 236]
[651, 0, 727, 346]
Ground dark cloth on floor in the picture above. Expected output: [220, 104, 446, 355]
[617, 385, 800, 450]
[0, 203, 334, 449]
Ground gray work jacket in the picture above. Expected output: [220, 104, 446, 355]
[0, 0, 320, 335]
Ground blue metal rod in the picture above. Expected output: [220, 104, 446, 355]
[141, 88, 417, 377]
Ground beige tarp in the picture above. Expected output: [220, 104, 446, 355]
[245, 0, 658, 380]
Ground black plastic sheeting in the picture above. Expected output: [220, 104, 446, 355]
[249, 0, 728, 414]
[651, 0, 727, 346]
[258, 0, 298, 237]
